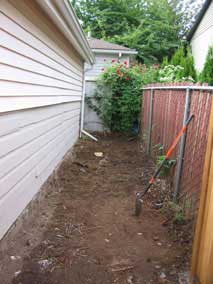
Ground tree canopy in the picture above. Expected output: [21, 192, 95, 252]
[71, 0, 204, 64]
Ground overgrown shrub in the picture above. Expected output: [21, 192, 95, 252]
[200, 46, 213, 85]
[170, 46, 197, 80]
[86, 63, 158, 133]
[159, 65, 194, 83]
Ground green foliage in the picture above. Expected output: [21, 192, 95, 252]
[173, 209, 185, 225]
[170, 46, 197, 80]
[156, 154, 176, 178]
[162, 56, 169, 67]
[170, 46, 185, 66]
[183, 47, 197, 80]
[159, 65, 194, 83]
[86, 63, 158, 133]
[200, 46, 213, 86]
[163, 201, 186, 225]
[72, 0, 182, 64]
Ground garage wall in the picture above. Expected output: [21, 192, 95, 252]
[191, 1, 213, 72]
[84, 53, 130, 132]
[84, 80, 105, 132]
[0, 1, 83, 239]
[85, 53, 130, 78]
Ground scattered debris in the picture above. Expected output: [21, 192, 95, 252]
[2, 136, 191, 284]
[110, 259, 135, 273]
[38, 259, 54, 271]
[111, 265, 135, 273]
[178, 272, 190, 284]
[99, 158, 108, 167]
[127, 275, 134, 284]
[56, 234, 64, 238]
[153, 236, 160, 241]
[80, 167, 87, 173]
[169, 270, 176, 276]
[10, 256, 21, 261]
[73, 161, 88, 168]
[94, 152, 103, 157]
[26, 239, 31, 246]
[160, 272, 166, 279]
[14, 271, 21, 277]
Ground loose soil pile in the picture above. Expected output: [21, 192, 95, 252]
[0, 134, 191, 284]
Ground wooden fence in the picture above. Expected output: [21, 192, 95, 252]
[142, 83, 213, 283]
[191, 102, 213, 284]
[142, 83, 213, 213]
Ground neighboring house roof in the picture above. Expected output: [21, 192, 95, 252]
[87, 37, 138, 55]
[36, 0, 94, 64]
[187, 0, 212, 41]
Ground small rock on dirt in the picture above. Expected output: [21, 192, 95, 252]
[14, 270, 21, 277]
[94, 152, 103, 157]
[160, 272, 166, 279]
[127, 275, 134, 284]
[10, 256, 21, 261]
[38, 259, 53, 271]
[153, 236, 160, 241]
[178, 272, 190, 284]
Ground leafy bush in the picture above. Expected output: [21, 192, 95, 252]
[200, 46, 213, 85]
[159, 65, 194, 83]
[156, 154, 176, 177]
[86, 63, 158, 133]
[170, 46, 197, 80]
[170, 46, 185, 66]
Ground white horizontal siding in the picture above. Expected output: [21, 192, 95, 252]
[85, 53, 130, 78]
[191, 1, 213, 72]
[84, 53, 129, 131]
[0, 1, 84, 239]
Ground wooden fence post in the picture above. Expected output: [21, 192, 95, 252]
[147, 89, 154, 154]
[191, 101, 213, 284]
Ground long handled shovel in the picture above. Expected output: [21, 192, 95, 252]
[135, 114, 194, 217]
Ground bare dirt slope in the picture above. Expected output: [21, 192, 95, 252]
[0, 135, 188, 284]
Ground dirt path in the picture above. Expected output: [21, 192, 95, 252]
[1, 135, 188, 284]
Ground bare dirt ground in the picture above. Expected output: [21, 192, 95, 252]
[0, 134, 191, 284]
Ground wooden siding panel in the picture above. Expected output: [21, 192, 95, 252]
[0, 127, 79, 239]
[0, 5, 83, 74]
[0, 1, 83, 239]
[193, 1, 213, 39]
[191, 1, 213, 72]
[0, 118, 79, 200]
[0, 47, 82, 86]
[85, 54, 130, 78]
[0, 30, 82, 82]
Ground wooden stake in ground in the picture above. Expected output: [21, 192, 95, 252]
[191, 101, 213, 284]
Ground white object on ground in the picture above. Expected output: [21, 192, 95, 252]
[38, 259, 53, 271]
[10, 256, 21, 261]
[94, 152, 103, 157]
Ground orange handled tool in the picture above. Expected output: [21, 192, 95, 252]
[135, 114, 194, 216]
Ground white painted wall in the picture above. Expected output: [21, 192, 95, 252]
[84, 80, 105, 132]
[191, 1, 213, 72]
[0, 1, 84, 239]
[85, 53, 130, 79]
[84, 53, 130, 132]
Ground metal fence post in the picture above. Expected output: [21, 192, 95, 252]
[147, 89, 154, 154]
[173, 87, 192, 201]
